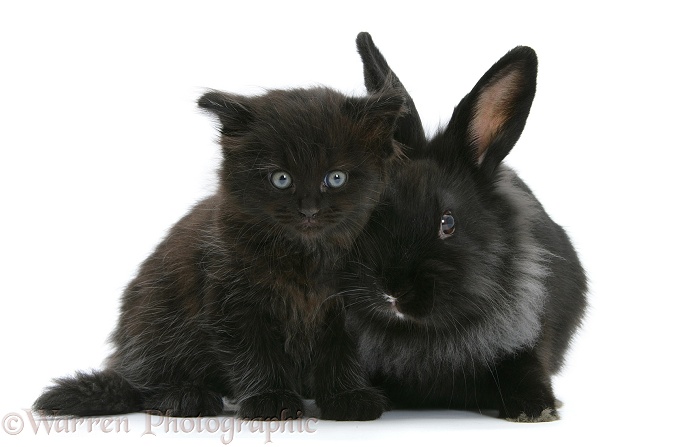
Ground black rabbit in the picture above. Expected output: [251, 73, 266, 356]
[346, 32, 587, 422]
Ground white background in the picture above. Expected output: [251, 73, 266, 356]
[1, 1, 684, 446]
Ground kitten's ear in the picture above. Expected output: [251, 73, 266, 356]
[198, 90, 254, 136]
[345, 90, 407, 156]
[446, 46, 537, 178]
[356, 32, 425, 151]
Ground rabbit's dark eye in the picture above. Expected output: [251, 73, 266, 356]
[440, 211, 455, 238]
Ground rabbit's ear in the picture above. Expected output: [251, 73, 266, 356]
[198, 90, 254, 137]
[356, 32, 426, 152]
[447, 46, 537, 178]
[343, 89, 407, 158]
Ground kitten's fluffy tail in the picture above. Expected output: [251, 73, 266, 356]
[33, 369, 143, 416]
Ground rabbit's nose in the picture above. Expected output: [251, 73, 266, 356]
[383, 294, 406, 319]
[383, 293, 398, 304]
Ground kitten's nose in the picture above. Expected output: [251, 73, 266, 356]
[299, 197, 319, 218]
[299, 207, 319, 218]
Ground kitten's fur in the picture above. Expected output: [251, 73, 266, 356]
[34, 86, 405, 421]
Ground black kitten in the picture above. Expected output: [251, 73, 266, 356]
[345, 33, 587, 422]
[34, 86, 406, 421]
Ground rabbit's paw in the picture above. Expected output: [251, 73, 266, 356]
[500, 399, 559, 423]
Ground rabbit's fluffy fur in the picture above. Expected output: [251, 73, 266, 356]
[344, 32, 587, 422]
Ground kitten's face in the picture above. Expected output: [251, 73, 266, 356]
[213, 88, 401, 249]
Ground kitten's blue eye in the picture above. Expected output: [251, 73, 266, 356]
[324, 170, 348, 189]
[440, 211, 455, 238]
[270, 171, 293, 189]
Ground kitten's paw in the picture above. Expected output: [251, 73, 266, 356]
[238, 390, 304, 420]
[144, 386, 224, 417]
[318, 387, 388, 421]
[499, 399, 559, 423]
